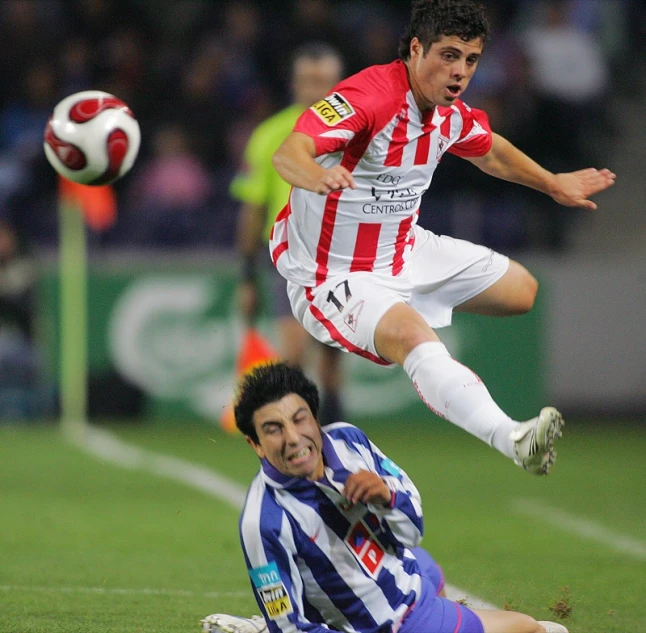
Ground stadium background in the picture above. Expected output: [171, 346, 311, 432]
[1, 1, 644, 632]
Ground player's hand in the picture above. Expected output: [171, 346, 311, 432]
[550, 168, 616, 210]
[343, 471, 392, 506]
[314, 166, 357, 195]
[238, 280, 259, 325]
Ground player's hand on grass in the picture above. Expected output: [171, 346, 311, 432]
[550, 168, 616, 210]
[314, 166, 356, 195]
[344, 470, 392, 506]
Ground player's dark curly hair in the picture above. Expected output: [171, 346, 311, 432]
[234, 362, 320, 443]
[398, 0, 490, 60]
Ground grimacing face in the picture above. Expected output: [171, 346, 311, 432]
[292, 55, 343, 108]
[248, 393, 325, 481]
[406, 34, 483, 110]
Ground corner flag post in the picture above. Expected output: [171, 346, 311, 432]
[58, 177, 116, 441]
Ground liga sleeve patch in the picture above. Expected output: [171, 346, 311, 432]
[249, 562, 294, 620]
[310, 92, 356, 126]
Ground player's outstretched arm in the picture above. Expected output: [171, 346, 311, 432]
[467, 133, 616, 210]
[273, 131, 356, 195]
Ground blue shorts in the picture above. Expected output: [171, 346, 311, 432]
[412, 547, 445, 595]
[400, 548, 484, 633]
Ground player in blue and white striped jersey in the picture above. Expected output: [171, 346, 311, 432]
[201, 362, 567, 633]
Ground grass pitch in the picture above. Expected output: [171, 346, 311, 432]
[1, 417, 644, 633]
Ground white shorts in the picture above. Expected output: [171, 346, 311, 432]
[287, 231, 509, 365]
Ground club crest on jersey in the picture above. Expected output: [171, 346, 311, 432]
[437, 135, 449, 158]
[343, 300, 364, 333]
[249, 562, 294, 620]
[311, 92, 355, 126]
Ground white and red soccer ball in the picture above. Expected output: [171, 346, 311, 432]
[44, 90, 140, 185]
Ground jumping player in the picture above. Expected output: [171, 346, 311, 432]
[268, 0, 616, 474]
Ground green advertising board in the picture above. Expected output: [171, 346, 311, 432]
[39, 257, 544, 424]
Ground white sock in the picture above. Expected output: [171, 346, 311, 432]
[403, 341, 516, 458]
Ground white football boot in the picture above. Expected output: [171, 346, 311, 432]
[200, 613, 268, 633]
[537, 621, 569, 633]
[510, 407, 564, 475]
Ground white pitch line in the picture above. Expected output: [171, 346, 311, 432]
[512, 498, 646, 561]
[72, 425, 498, 610]
[0, 585, 248, 598]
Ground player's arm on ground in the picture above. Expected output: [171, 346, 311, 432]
[272, 132, 356, 195]
[466, 133, 616, 210]
[241, 506, 335, 633]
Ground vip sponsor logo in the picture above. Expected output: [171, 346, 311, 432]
[249, 562, 293, 619]
[311, 92, 355, 126]
[343, 300, 364, 333]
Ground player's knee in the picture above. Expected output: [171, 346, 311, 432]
[514, 271, 538, 314]
[376, 321, 432, 365]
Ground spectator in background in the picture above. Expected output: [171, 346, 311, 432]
[117, 124, 214, 247]
[230, 43, 346, 426]
[517, 0, 610, 249]
[0, 218, 42, 417]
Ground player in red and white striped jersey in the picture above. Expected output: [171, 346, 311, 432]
[270, 0, 616, 475]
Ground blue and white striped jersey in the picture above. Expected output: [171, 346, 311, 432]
[239, 422, 425, 633]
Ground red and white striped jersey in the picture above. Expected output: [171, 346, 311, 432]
[269, 60, 492, 288]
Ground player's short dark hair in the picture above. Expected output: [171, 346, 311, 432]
[234, 362, 320, 443]
[398, 0, 490, 60]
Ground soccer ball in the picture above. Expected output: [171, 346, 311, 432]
[43, 90, 141, 185]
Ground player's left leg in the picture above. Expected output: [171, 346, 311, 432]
[474, 610, 568, 633]
[403, 232, 563, 474]
[454, 259, 538, 316]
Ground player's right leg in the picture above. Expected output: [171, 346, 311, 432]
[474, 610, 568, 633]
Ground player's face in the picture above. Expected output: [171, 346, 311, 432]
[406, 35, 483, 110]
[249, 393, 325, 481]
[292, 56, 343, 108]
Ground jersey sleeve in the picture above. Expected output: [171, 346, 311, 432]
[447, 101, 493, 158]
[293, 84, 374, 157]
[240, 489, 335, 633]
[367, 440, 424, 549]
[333, 424, 424, 549]
[229, 125, 272, 205]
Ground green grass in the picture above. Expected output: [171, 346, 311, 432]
[1, 418, 645, 633]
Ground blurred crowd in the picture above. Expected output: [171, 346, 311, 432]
[0, 0, 643, 256]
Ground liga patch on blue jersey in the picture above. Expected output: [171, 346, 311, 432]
[380, 457, 402, 477]
[249, 562, 294, 619]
